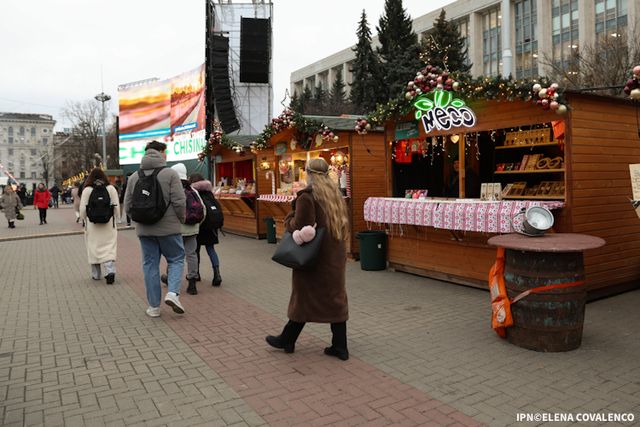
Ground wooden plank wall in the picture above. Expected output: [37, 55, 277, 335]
[387, 227, 496, 287]
[565, 93, 640, 294]
[349, 131, 388, 256]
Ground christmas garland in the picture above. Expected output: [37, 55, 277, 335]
[199, 110, 339, 160]
[355, 65, 570, 134]
[198, 121, 238, 161]
[252, 108, 338, 151]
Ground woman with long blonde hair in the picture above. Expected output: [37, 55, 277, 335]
[266, 157, 351, 360]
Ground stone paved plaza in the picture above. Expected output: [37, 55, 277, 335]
[0, 207, 639, 426]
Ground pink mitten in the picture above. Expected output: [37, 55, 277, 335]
[299, 225, 316, 243]
[292, 229, 305, 245]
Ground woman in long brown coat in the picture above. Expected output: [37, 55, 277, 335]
[266, 158, 350, 360]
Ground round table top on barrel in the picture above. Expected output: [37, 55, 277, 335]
[488, 233, 606, 252]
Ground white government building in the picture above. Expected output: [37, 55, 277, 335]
[291, 0, 638, 97]
[0, 113, 56, 190]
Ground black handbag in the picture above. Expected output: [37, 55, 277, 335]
[271, 228, 325, 270]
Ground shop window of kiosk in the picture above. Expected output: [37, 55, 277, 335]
[276, 147, 350, 196]
[216, 159, 256, 195]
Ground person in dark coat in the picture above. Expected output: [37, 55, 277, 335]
[190, 174, 223, 287]
[266, 158, 350, 360]
[49, 184, 60, 208]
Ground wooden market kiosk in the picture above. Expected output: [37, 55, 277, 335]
[211, 135, 264, 238]
[366, 92, 640, 299]
[256, 115, 387, 257]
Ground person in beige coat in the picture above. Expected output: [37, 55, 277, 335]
[0, 185, 23, 228]
[79, 168, 120, 285]
[71, 182, 81, 223]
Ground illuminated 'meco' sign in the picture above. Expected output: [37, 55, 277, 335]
[414, 90, 476, 134]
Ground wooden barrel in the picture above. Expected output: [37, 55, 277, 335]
[503, 249, 587, 352]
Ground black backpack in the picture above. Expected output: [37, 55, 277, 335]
[86, 183, 114, 224]
[202, 193, 224, 230]
[129, 168, 168, 225]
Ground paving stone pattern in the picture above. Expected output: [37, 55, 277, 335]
[0, 207, 638, 426]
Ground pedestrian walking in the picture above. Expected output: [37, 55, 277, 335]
[49, 183, 60, 208]
[16, 184, 26, 206]
[79, 168, 120, 284]
[0, 185, 23, 229]
[71, 182, 81, 223]
[33, 183, 51, 225]
[265, 158, 351, 360]
[120, 173, 132, 226]
[190, 174, 224, 287]
[165, 164, 205, 295]
[123, 140, 187, 317]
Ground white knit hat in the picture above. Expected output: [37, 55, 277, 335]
[171, 163, 188, 180]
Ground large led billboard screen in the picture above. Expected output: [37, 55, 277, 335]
[118, 63, 206, 165]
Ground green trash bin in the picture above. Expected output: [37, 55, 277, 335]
[264, 217, 277, 243]
[356, 230, 387, 271]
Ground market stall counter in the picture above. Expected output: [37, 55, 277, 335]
[367, 88, 640, 298]
[212, 142, 264, 238]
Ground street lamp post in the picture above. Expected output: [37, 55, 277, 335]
[94, 92, 111, 168]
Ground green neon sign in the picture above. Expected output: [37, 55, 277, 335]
[413, 90, 476, 134]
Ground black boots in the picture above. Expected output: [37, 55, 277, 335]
[8, 221, 14, 229]
[105, 273, 115, 285]
[186, 278, 198, 295]
[266, 320, 305, 353]
[212, 266, 222, 287]
[324, 322, 349, 361]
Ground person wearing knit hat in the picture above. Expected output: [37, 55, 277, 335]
[190, 174, 223, 287]
[166, 163, 206, 295]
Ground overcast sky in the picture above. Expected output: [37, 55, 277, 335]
[0, 0, 454, 130]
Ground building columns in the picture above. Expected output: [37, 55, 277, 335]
[469, 12, 484, 77]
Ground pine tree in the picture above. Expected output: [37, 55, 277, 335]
[421, 9, 471, 74]
[328, 69, 349, 115]
[289, 92, 301, 112]
[350, 9, 380, 114]
[307, 85, 328, 115]
[376, 0, 420, 103]
[295, 86, 313, 114]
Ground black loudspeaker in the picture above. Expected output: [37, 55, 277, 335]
[210, 34, 240, 133]
[240, 18, 270, 83]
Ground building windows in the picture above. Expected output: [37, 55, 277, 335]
[552, 0, 579, 70]
[42, 137, 48, 145]
[19, 127, 24, 136]
[31, 172, 37, 179]
[595, 0, 627, 38]
[515, 0, 538, 79]
[457, 18, 470, 66]
[482, 7, 502, 76]
[19, 172, 25, 179]
[8, 148, 13, 156]
[31, 149, 37, 156]
[8, 126, 13, 136]
[8, 137, 13, 145]
[31, 127, 36, 137]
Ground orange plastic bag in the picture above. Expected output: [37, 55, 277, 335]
[488, 248, 513, 338]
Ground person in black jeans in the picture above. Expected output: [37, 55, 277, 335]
[49, 184, 60, 208]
